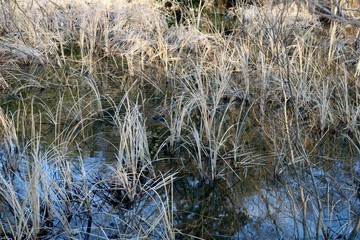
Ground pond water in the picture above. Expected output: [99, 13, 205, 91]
[0, 70, 359, 240]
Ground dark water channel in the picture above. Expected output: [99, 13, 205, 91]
[1, 79, 359, 239]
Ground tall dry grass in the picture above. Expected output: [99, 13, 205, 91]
[1, 0, 360, 238]
[0, 82, 176, 239]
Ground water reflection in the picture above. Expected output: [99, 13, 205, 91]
[173, 176, 249, 239]
[1, 81, 359, 239]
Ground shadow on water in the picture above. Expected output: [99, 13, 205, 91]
[172, 176, 249, 239]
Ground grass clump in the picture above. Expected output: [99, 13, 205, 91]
[0, 0, 360, 239]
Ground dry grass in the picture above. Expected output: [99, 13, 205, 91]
[1, 0, 360, 239]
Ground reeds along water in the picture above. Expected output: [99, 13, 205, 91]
[0, 0, 359, 239]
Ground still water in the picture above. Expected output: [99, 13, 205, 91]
[0, 74, 359, 239]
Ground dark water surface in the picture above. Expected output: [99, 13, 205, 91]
[1, 74, 359, 239]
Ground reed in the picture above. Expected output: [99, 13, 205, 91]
[0, 107, 20, 173]
[1, 0, 360, 238]
[108, 94, 153, 204]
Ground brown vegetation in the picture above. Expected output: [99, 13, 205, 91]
[0, 0, 359, 239]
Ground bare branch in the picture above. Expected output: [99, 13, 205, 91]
[302, 0, 360, 27]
